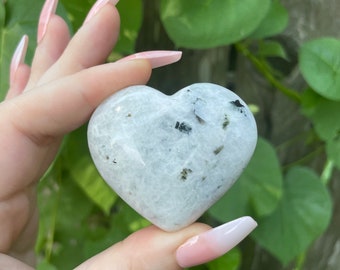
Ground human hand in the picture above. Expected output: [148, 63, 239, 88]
[0, 0, 257, 269]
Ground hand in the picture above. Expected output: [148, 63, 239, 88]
[0, 0, 257, 269]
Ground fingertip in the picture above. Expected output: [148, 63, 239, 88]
[27, 15, 70, 88]
[37, 0, 58, 44]
[175, 216, 258, 268]
[6, 64, 31, 100]
[117, 51, 183, 69]
[83, 0, 120, 25]
[74, 223, 211, 270]
[10, 35, 29, 86]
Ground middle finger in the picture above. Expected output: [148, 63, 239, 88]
[36, 0, 120, 86]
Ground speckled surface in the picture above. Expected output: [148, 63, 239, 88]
[88, 83, 257, 231]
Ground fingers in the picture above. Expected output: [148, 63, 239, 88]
[25, 15, 70, 89]
[35, 2, 120, 86]
[27, 0, 119, 89]
[0, 254, 34, 270]
[75, 217, 257, 270]
[7, 59, 152, 141]
[176, 217, 257, 267]
[6, 35, 30, 99]
[6, 65, 31, 100]
[75, 223, 210, 270]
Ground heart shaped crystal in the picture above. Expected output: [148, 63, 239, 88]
[88, 83, 257, 231]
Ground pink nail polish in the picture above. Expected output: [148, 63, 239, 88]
[84, 0, 119, 24]
[37, 0, 58, 43]
[176, 216, 257, 268]
[10, 35, 29, 85]
[117, 50, 182, 69]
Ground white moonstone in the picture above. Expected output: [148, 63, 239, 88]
[88, 83, 257, 231]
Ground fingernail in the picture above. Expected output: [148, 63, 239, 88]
[37, 0, 58, 43]
[117, 50, 182, 69]
[176, 216, 257, 268]
[84, 0, 119, 24]
[10, 35, 29, 85]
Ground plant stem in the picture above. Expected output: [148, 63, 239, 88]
[294, 252, 306, 270]
[45, 161, 62, 261]
[282, 145, 325, 170]
[235, 42, 302, 103]
[321, 159, 335, 185]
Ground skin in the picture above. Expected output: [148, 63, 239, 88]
[0, 4, 211, 270]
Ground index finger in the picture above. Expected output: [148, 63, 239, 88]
[6, 59, 151, 140]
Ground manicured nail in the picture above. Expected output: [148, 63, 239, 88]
[37, 0, 58, 43]
[84, 0, 119, 24]
[117, 50, 182, 69]
[10, 35, 29, 85]
[176, 216, 257, 268]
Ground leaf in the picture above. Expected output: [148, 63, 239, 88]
[59, 0, 143, 55]
[301, 89, 340, 168]
[326, 135, 340, 169]
[302, 89, 340, 141]
[206, 248, 241, 270]
[0, 0, 69, 100]
[250, 0, 288, 39]
[299, 38, 340, 101]
[63, 126, 118, 215]
[59, 0, 92, 32]
[0, 0, 42, 99]
[257, 40, 288, 60]
[70, 156, 118, 215]
[160, 0, 271, 49]
[114, 0, 143, 54]
[252, 166, 332, 265]
[37, 259, 58, 270]
[50, 178, 96, 269]
[209, 138, 283, 221]
[36, 169, 95, 268]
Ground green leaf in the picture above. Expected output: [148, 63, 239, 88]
[326, 135, 340, 169]
[299, 38, 340, 101]
[302, 91, 340, 141]
[160, 0, 271, 49]
[114, 0, 143, 54]
[59, 0, 143, 55]
[302, 90, 340, 168]
[63, 126, 118, 215]
[0, 0, 69, 100]
[209, 138, 283, 221]
[36, 169, 95, 268]
[206, 248, 241, 270]
[0, 0, 42, 99]
[252, 166, 332, 265]
[37, 259, 58, 270]
[70, 156, 118, 215]
[250, 0, 288, 39]
[257, 40, 288, 60]
[60, 0, 93, 32]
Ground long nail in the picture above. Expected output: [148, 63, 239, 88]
[37, 0, 58, 43]
[117, 50, 182, 69]
[84, 0, 119, 24]
[176, 216, 257, 268]
[10, 35, 29, 85]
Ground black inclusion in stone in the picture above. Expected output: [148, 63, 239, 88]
[180, 168, 192, 181]
[175, 121, 192, 134]
[230, 99, 244, 108]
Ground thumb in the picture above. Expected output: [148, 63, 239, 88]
[74, 217, 257, 270]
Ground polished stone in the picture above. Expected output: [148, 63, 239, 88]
[88, 83, 257, 231]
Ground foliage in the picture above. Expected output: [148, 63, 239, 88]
[0, 0, 40, 98]
[0, 0, 338, 269]
[160, 0, 271, 49]
[252, 167, 331, 264]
